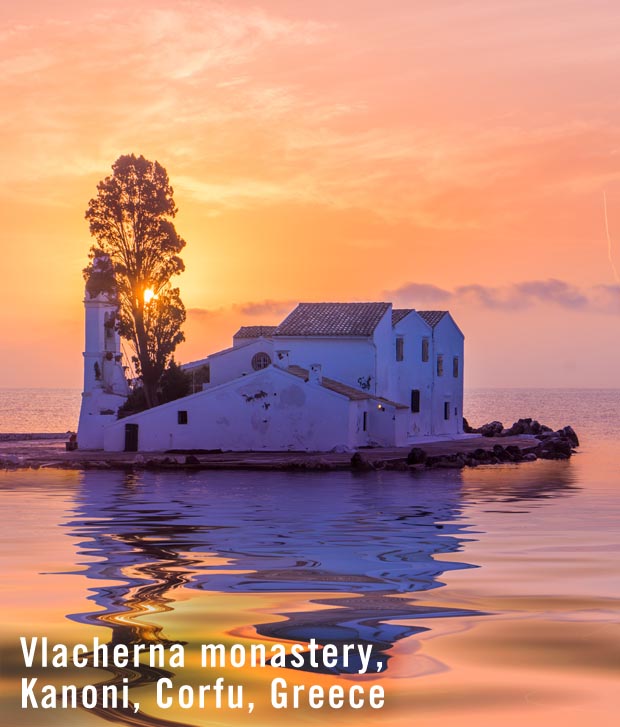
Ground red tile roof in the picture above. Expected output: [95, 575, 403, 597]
[392, 308, 414, 325]
[417, 310, 447, 327]
[233, 325, 278, 339]
[275, 303, 390, 337]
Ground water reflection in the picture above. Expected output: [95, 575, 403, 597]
[58, 465, 579, 725]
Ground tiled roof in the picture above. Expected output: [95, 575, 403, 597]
[417, 310, 448, 328]
[286, 365, 407, 409]
[392, 308, 414, 325]
[233, 325, 278, 339]
[275, 303, 390, 337]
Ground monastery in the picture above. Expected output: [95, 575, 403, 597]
[77, 286, 464, 452]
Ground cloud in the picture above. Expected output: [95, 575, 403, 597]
[186, 306, 226, 319]
[513, 279, 589, 309]
[386, 279, 620, 314]
[387, 283, 452, 304]
[187, 299, 297, 320]
[234, 299, 297, 317]
[591, 284, 620, 314]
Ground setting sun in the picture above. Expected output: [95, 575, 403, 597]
[143, 288, 157, 304]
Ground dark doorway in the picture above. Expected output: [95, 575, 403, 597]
[124, 423, 139, 452]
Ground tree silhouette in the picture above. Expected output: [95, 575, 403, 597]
[85, 154, 187, 407]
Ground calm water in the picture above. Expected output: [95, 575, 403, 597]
[1, 389, 619, 726]
[0, 388, 81, 434]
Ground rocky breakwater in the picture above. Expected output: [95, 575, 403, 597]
[405, 418, 580, 470]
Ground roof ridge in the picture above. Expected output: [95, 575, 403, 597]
[275, 302, 391, 337]
[417, 310, 448, 327]
[284, 364, 407, 408]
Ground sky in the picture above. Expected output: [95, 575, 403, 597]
[1, 0, 619, 389]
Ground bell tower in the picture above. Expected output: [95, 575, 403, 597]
[77, 254, 129, 449]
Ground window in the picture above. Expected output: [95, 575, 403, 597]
[362, 411, 368, 431]
[395, 337, 404, 362]
[178, 410, 188, 425]
[251, 352, 272, 371]
[444, 402, 450, 420]
[437, 354, 444, 376]
[453, 356, 459, 378]
[411, 389, 420, 413]
[421, 338, 429, 362]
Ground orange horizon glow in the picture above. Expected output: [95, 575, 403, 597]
[1, 1, 619, 389]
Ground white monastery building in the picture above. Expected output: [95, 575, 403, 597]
[78, 289, 464, 451]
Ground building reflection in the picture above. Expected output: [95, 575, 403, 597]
[65, 465, 577, 723]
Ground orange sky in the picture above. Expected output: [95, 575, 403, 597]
[1, 0, 619, 389]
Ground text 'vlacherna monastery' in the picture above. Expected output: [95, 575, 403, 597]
[77, 283, 464, 452]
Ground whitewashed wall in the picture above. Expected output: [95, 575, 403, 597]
[391, 312, 434, 436]
[366, 402, 409, 446]
[206, 338, 275, 387]
[103, 367, 360, 452]
[430, 314, 464, 435]
[276, 337, 377, 393]
[371, 308, 396, 398]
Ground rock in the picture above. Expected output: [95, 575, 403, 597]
[478, 421, 504, 437]
[503, 417, 545, 436]
[535, 434, 573, 459]
[389, 460, 410, 471]
[505, 445, 523, 461]
[504, 421, 525, 436]
[428, 454, 465, 469]
[406, 447, 427, 465]
[184, 454, 200, 465]
[552, 438, 572, 456]
[472, 448, 492, 462]
[351, 452, 374, 471]
[561, 425, 580, 447]
[462, 417, 476, 433]
[522, 452, 537, 462]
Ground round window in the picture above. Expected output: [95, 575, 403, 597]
[251, 352, 272, 371]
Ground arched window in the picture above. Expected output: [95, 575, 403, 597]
[251, 352, 272, 371]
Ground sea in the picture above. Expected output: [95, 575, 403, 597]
[0, 388, 619, 727]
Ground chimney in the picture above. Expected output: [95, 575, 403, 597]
[309, 363, 322, 384]
[275, 350, 290, 368]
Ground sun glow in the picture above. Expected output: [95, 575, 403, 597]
[144, 288, 157, 304]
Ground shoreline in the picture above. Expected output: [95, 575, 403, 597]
[0, 433, 562, 472]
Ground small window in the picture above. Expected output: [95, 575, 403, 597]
[411, 389, 420, 413]
[437, 354, 444, 377]
[178, 410, 188, 425]
[421, 338, 429, 362]
[251, 352, 272, 371]
[362, 411, 368, 431]
[444, 402, 450, 420]
[395, 337, 404, 362]
[453, 356, 459, 378]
